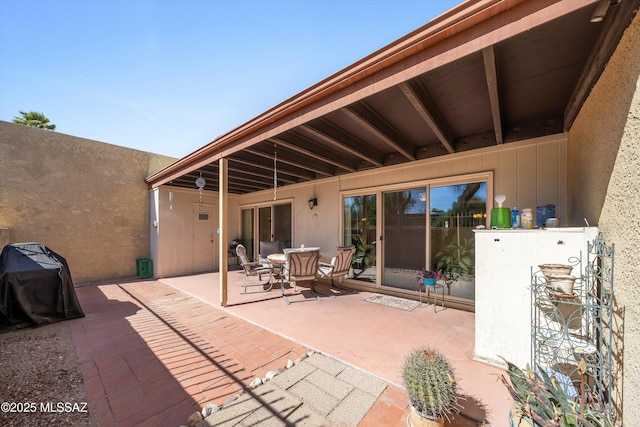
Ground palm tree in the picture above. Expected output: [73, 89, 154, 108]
[12, 111, 56, 130]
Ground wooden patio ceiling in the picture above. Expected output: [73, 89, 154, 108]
[146, 0, 639, 194]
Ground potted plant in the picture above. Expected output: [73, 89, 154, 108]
[402, 346, 463, 426]
[416, 269, 446, 290]
[499, 358, 613, 427]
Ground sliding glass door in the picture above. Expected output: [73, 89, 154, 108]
[382, 188, 426, 290]
[242, 202, 292, 258]
[342, 176, 487, 303]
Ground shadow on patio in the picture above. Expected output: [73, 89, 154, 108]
[72, 271, 511, 426]
[162, 270, 511, 425]
[74, 282, 309, 426]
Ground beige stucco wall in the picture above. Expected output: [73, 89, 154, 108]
[0, 121, 176, 283]
[568, 14, 640, 426]
[152, 186, 235, 278]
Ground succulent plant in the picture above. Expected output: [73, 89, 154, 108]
[402, 346, 462, 421]
[499, 358, 613, 427]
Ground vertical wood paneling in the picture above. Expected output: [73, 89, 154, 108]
[482, 152, 499, 204]
[466, 154, 483, 173]
[452, 157, 467, 176]
[498, 149, 518, 206]
[438, 159, 453, 177]
[424, 162, 440, 179]
[517, 145, 538, 210]
[557, 139, 568, 225]
[537, 141, 558, 206]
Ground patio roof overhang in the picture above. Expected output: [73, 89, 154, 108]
[145, 0, 640, 194]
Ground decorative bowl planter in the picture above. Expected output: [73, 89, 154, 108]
[538, 264, 573, 278]
[423, 277, 436, 287]
[546, 274, 577, 295]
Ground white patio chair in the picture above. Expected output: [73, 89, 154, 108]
[236, 244, 274, 294]
[317, 245, 356, 296]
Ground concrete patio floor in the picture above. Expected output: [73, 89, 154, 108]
[72, 271, 512, 426]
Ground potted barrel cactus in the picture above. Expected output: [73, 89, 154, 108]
[402, 346, 463, 426]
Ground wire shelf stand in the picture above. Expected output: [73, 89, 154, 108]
[531, 232, 614, 418]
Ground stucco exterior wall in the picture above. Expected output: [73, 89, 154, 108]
[152, 186, 235, 278]
[0, 121, 176, 283]
[568, 14, 640, 426]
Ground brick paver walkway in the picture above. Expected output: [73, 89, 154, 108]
[73, 282, 310, 426]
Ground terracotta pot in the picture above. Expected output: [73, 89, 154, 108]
[407, 406, 444, 427]
[546, 274, 577, 295]
[538, 264, 573, 279]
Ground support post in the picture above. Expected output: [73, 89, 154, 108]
[219, 158, 228, 306]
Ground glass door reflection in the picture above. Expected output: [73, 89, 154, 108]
[343, 194, 376, 283]
[430, 182, 486, 300]
[382, 188, 426, 290]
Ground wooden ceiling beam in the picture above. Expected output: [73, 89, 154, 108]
[398, 81, 455, 154]
[226, 164, 291, 184]
[271, 136, 358, 173]
[300, 123, 385, 167]
[229, 157, 311, 182]
[482, 46, 504, 145]
[344, 104, 416, 161]
[245, 147, 334, 178]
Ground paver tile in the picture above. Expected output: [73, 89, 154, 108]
[337, 366, 388, 397]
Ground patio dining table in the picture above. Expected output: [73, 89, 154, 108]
[266, 253, 287, 302]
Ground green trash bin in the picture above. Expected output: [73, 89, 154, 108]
[136, 258, 153, 278]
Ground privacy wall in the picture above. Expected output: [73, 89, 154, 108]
[0, 121, 175, 283]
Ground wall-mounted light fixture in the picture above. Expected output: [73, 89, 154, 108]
[590, 0, 610, 22]
[308, 197, 318, 210]
[169, 191, 174, 210]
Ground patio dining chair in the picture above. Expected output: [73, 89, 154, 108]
[236, 244, 274, 294]
[317, 245, 356, 296]
[259, 240, 282, 275]
[259, 240, 281, 259]
[282, 249, 320, 304]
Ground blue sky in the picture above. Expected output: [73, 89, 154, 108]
[0, 0, 461, 158]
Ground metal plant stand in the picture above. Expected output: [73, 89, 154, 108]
[531, 232, 614, 417]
